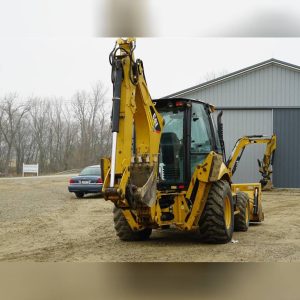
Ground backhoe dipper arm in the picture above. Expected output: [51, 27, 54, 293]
[102, 38, 163, 208]
[226, 135, 276, 185]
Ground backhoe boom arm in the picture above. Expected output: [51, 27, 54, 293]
[102, 38, 163, 208]
[226, 135, 276, 188]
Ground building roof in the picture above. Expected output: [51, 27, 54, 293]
[164, 58, 300, 98]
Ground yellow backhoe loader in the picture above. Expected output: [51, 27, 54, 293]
[101, 38, 276, 243]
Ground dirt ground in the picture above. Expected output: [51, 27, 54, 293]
[0, 176, 299, 262]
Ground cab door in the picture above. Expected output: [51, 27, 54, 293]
[189, 103, 217, 177]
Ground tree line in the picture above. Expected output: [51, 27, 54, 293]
[0, 83, 112, 176]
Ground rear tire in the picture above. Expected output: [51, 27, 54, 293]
[113, 207, 152, 241]
[234, 192, 250, 231]
[75, 192, 84, 198]
[198, 180, 234, 244]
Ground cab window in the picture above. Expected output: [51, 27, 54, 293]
[190, 103, 214, 174]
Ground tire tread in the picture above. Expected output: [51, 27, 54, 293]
[234, 192, 250, 232]
[113, 207, 152, 241]
[199, 180, 233, 244]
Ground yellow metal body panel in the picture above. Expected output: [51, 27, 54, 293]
[227, 135, 276, 181]
[151, 192, 189, 227]
[184, 182, 211, 230]
[102, 39, 163, 204]
[217, 162, 231, 181]
[120, 151, 228, 231]
[122, 209, 142, 230]
[101, 157, 111, 187]
[231, 183, 263, 222]
[101, 38, 275, 235]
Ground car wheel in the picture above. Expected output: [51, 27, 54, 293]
[75, 192, 84, 199]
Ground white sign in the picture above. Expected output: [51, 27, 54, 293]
[23, 163, 39, 176]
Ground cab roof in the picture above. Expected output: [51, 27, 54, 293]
[153, 97, 216, 112]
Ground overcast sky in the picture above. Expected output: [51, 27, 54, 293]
[1, 0, 300, 37]
[1, 38, 300, 101]
[0, 0, 300, 102]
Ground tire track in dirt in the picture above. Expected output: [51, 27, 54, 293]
[0, 178, 299, 262]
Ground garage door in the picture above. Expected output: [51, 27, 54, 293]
[215, 109, 273, 183]
[273, 109, 300, 188]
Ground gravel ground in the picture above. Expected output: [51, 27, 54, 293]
[0, 176, 299, 262]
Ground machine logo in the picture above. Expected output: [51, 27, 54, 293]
[150, 106, 161, 132]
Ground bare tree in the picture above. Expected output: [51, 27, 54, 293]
[0, 106, 6, 174]
[29, 98, 52, 173]
[0, 94, 30, 174]
[14, 114, 33, 174]
[0, 81, 111, 176]
[61, 106, 78, 171]
[49, 99, 78, 172]
[72, 82, 109, 167]
[202, 69, 229, 82]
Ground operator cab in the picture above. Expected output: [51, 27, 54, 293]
[153, 98, 222, 190]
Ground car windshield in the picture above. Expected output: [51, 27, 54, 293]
[80, 166, 100, 176]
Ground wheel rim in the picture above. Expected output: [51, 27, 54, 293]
[224, 196, 231, 229]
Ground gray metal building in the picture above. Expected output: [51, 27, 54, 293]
[166, 59, 300, 188]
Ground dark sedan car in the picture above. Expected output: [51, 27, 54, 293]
[68, 165, 103, 198]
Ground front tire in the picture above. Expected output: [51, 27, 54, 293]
[113, 207, 152, 241]
[198, 180, 234, 244]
